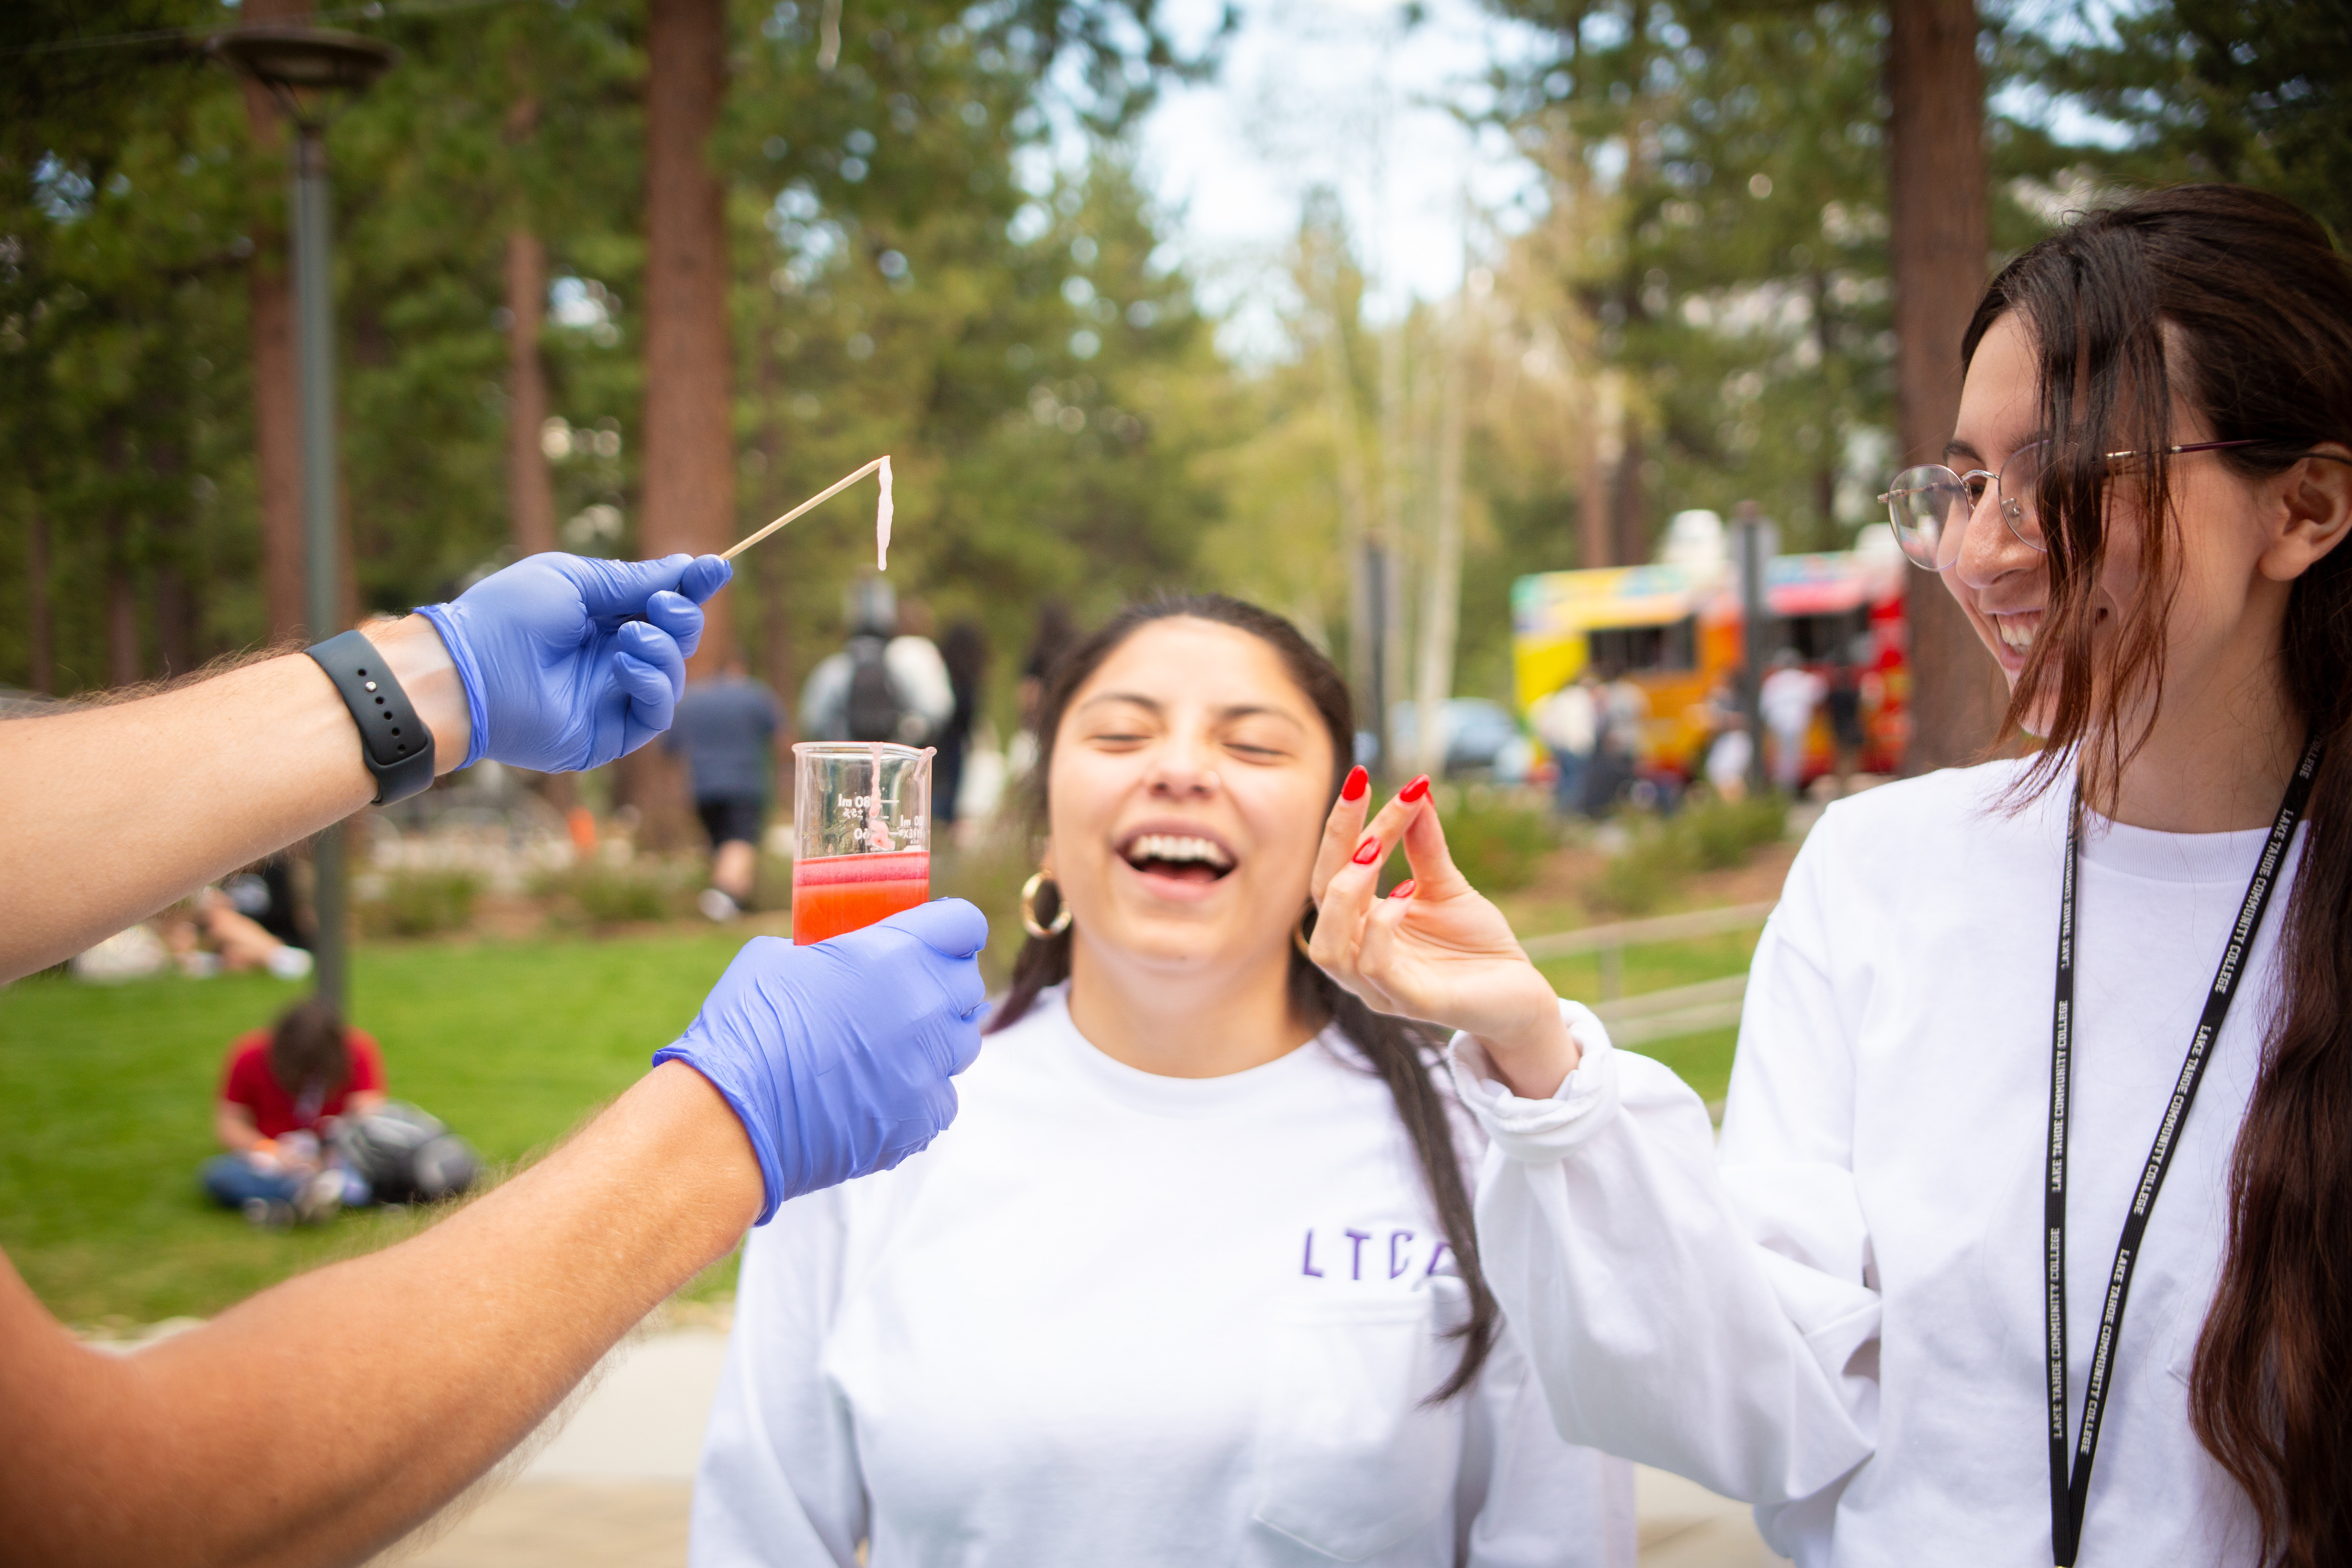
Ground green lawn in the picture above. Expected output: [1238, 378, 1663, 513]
[0, 930, 752, 1327]
[0, 910, 1757, 1329]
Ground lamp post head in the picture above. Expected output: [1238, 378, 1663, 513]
[209, 26, 397, 128]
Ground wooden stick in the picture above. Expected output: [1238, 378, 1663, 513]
[721, 456, 890, 561]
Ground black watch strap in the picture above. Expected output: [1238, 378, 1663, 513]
[306, 629, 437, 806]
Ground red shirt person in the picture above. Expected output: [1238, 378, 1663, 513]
[215, 998, 388, 1150]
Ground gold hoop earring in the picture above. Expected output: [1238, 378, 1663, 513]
[1294, 905, 1317, 961]
[1021, 871, 1072, 938]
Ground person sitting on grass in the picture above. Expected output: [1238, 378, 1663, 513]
[201, 998, 385, 1226]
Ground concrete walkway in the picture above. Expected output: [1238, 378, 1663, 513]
[389, 1325, 1786, 1567]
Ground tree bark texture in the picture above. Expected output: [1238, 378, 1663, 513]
[632, 0, 737, 846]
[1612, 421, 1650, 568]
[1415, 292, 1469, 775]
[106, 517, 140, 688]
[240, 0, 312, 642]
[504, 227, 559, 557]
[643, 0, 737, 662]
[26, 508, 54, 694]
[1887, 0, 2005, 772]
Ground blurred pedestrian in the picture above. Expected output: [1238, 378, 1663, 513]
[935, 619, 989, 830]
[666, 650, 787, 922]
[1531, 671, 1600, 819]
[1825, 638, 1869, 797]
[797, 577, 954, 747]
[1759, 650, 1826, 795]
[1008, 600, 1076, 779]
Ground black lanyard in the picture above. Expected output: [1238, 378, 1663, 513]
[2044, 739, 2321, 1567]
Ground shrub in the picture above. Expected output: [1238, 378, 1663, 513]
[1588, 791, 1789, 915]
[356, 870, 482, 939]
[534, 861, 687, 927]
[1588, 819, 1698, 916]
[1682, 791, 1788, 871]
[1438, 795, 1556, 893]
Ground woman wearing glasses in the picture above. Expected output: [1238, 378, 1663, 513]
[1306, 185, 2352, 1568]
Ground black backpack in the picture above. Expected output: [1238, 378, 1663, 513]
[331, 1102, 479, 1204]
[845, 634, 912, 743]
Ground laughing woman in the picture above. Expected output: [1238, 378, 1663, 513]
[690, 597, 1635, 1568]
[1304, 185, 2352, 1568]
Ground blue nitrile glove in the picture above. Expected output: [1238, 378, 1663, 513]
[653, 899, 989, 1222]
[414, 551, 732, 772]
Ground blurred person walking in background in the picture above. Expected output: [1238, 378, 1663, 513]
[1757, 650, 1825, 796]
[935, 619, 990, 835]
[1824, 641, 1869, 797]
[798, 578, 953, 748]
[667, 650, 788, 922]
[1531, 672, 1600, 820]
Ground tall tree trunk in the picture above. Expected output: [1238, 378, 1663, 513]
[505, 227, 559, 557]
[26, 508, 54, 694]
[1581, 370, 1623, 568]
[642, 0, 736, 642]
[1811, 268, 1840, 547]
[241, 0, 312, 641]
[149, 407, 196, 675]
[1416, 289, 1470, 775]
[1317, 306, 1375, 725]
[503, 95, 559, 560]
[1376, 322, 1409, 770]
[1612, 420, 1649, 567]
[1888, 0, 2002, 772]
[105, 518, 141, 689]
[754, 332, 798, 742]
[630, 0, 737, 846]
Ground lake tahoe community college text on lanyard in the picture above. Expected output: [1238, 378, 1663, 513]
[2044, 738, 2321, 1567]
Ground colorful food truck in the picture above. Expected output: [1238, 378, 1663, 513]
[1511, 528, 1911, 787]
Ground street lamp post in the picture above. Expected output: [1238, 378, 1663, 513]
[212, 27, 397, 1016]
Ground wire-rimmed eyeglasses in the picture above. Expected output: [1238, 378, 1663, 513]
[1878, 439, 2276, 571]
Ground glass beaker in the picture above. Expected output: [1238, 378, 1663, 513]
[791, 743, 932, 944]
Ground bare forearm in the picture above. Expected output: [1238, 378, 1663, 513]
[4, 1063, 758, 1568]
[214, 1108, 263, 1155]
[0, 617, 468, 983]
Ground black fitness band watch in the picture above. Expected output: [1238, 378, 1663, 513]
[305, 628, 437, 806]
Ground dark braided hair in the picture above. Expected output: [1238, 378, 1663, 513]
[988, 591, 1499, 1400]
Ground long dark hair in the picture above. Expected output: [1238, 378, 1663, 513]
[1963, 184, 2352, 1566]
[988, 592, 1500, 1399]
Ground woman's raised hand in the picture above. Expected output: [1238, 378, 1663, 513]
[1307, 770, 1581, 1096]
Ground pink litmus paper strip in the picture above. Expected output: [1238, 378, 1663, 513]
[721, 455, 894, 568]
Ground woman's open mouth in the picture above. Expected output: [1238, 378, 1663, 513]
[1115, 828, 1237, 889]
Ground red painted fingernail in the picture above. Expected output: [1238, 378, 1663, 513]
[1340, 765, 1369, 802]
[1399, 774, 1431, 803]
[1352, 836, 1383, 865]
[1388, 878, 1417, 900]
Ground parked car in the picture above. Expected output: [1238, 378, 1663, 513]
[1386, 698, 1534, 781]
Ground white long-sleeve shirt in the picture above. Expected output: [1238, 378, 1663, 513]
[692, 985, 1636, 1568]
[1451, 758, 2290, 1567]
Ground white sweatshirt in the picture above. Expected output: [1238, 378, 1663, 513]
[1450, 758, 2295, 1566]
[692, 985, 1637, 1568]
